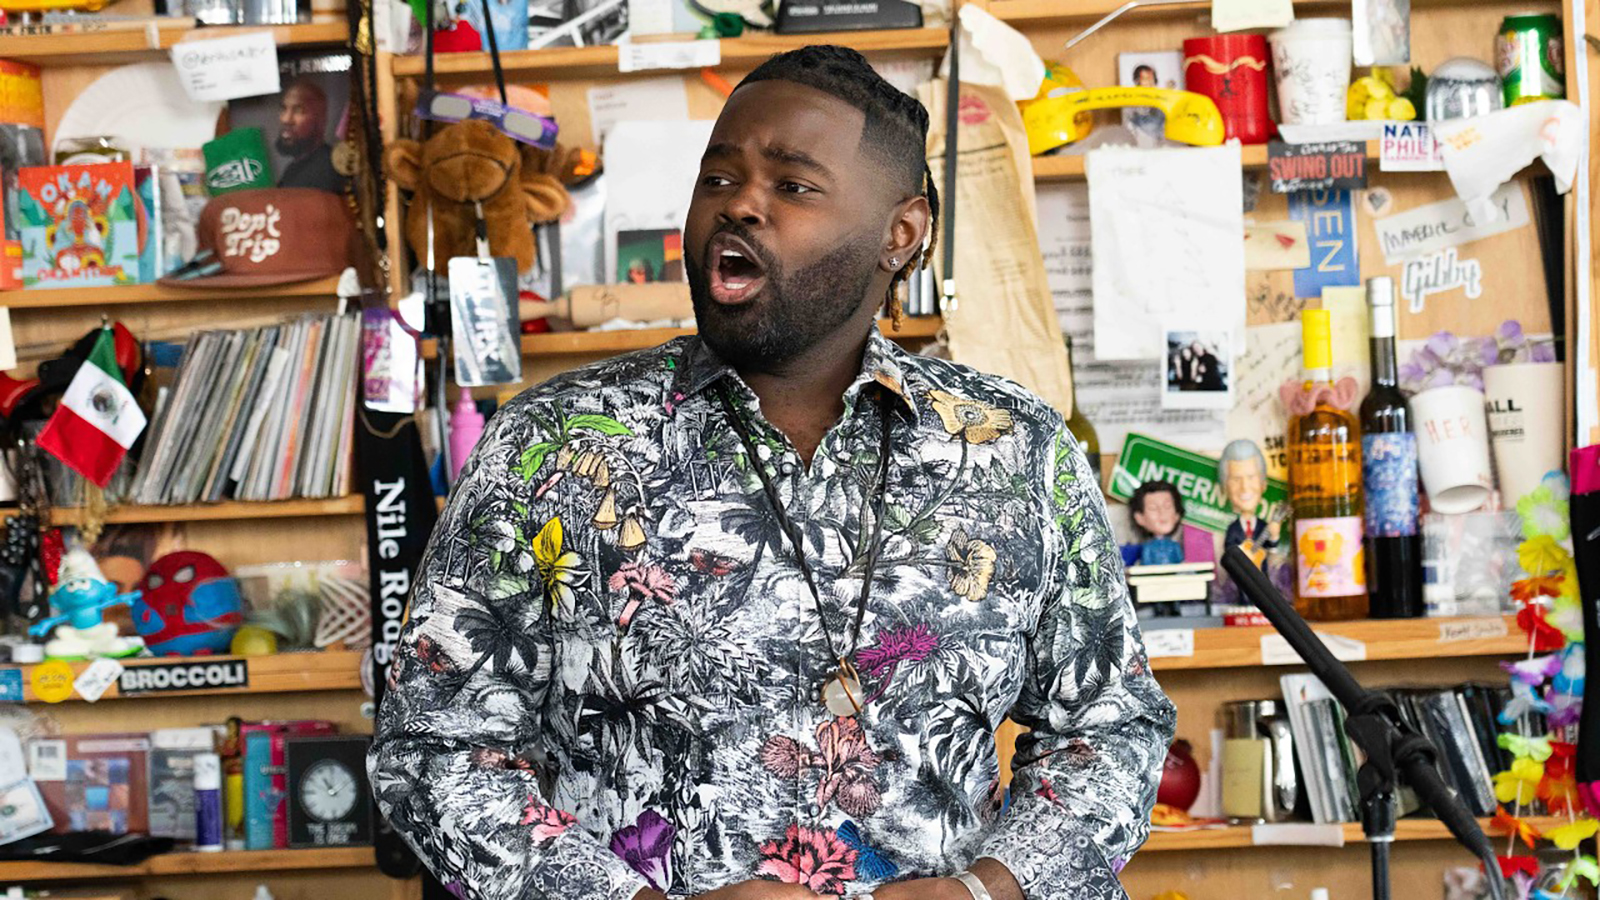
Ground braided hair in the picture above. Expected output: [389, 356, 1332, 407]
[737, 45, 940, 330]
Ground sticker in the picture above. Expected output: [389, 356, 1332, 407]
[1374, 184, 1528, 264]
[0, 670, 21, 704]
[72, 657, 123, 703]
[1400, 247, 1483, 313]
[1259, 631, 1369, 665]
[1108, 433, 1290, 534]
[1379, 122, 1443, 172]
[1267, 141, 1368, 194]
[1438, 617, 1510, 643]
[1363, 187, 1394, 217]
[118, 659, 248, 695]
[1362, 433, 1420, 537]
[29, 660, 73, 704]
[1143, 628, 1195, 659]
[1288, 189, 1360, 298]
[26, 739, 66, 782]
[1294, 516, 1366, 598]
[169, 30, 281, 103]
[1243, 220, 1311, 270]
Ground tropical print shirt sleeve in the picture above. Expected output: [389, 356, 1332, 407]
[368, 405, 651, 900]
[370, 332, 1175, 900]
[976, 427, 1177, 899]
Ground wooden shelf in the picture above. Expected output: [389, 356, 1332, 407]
[1033, 140, 1381, 182]
[422, 316, 943, 359]
[1149, 615, 1525, 672]
[390, 28, 949, 78]
[48, 496, 364, 527]
[986, 0, 1491, 26]
[1145, 816, 1566, 851]
[0, 21, 347, 68]
[0, 846, 374, 882]
[4, 650, 364, 703]
[3, 276, 341, 310]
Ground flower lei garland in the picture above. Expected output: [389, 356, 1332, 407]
[1399, 320, 1558, 395]
[1489, 472, 1597, 899]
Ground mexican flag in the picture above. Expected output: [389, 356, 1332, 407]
[36, 327, 145, 487]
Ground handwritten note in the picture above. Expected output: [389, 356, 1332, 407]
[1437, 617, 1509, 643]
[1260, 632, 1369, 665]
[1038, 183, 1227, 454]
[587, 77, 689, 146]
[1087, 145, 1246, 361]
[1226, 322, 1300, 480]
[1212, 0, 1294, 32]
[170, 31, 279, 102]
[1372, 183, 1528, 265]
[618, 38, 721, 73]
[1143, 628, 1195, 659]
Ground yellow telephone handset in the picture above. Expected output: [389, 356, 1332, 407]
[1021, 87, 1226, 156]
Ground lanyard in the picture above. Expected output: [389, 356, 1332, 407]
[715, 383, 893, 668]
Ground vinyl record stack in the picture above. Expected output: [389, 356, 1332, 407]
[131, 312, 360, 504]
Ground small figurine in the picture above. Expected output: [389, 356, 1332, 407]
[28, 547, 143, 659]
[1218, 439, 1283, 570]
[132, 551, 244, 656]
[1128, 480, 1187, 566]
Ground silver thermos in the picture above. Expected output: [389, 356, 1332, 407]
[1221, 699, 1300, 822]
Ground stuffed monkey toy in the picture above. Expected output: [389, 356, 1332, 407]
[386, 118, 574, 275]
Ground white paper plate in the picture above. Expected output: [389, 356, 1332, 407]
[53, 62, 223, 159]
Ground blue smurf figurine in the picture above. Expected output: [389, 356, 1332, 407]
[28, 547, 143, 659]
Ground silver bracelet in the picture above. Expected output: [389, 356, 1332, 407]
[954, 871, 994, 900]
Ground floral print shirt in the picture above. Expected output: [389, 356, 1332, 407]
[370, 331, 1176, 900]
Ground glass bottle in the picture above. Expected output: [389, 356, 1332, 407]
[1289, 309, 1369, 620]
[1063, 336, 1102, 485]
[1359, 277, 1424, 618]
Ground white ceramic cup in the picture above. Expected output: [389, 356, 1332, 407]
[1269, 19, 1354, 126]
[1410, 384, 1494, 514]
[1483, 362, 1565, 503]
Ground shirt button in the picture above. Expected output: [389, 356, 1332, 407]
[779, 461, 797, 476]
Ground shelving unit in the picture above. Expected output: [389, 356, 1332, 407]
[420, 315, 943, 360]
[1033, 140, 1382, 182]
[0, 20, 347, 67]
[387, 27, 950, 79]
[1148, 615, 1525, 671]
[2, 277, 341, 310]
[48, 496, 364, 527]
[1144, 816, 1567, 852]
[4, 649, 365, 702]
[0, 846, 375, 882]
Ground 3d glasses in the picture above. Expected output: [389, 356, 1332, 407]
[415, 89, 559, 150]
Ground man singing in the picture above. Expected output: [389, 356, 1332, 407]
[371, 46, 1175, 900]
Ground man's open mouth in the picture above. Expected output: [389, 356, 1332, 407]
[706, 232, 769, 306]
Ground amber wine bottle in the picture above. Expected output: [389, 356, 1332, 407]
[1289, 309, 1369, 621]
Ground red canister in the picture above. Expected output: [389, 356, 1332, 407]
[1183, 34, 1275, 144]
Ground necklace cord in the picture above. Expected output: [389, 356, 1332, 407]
[716, 383, 893, 664]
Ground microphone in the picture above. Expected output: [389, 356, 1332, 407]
[1221, 546, 1505, 900]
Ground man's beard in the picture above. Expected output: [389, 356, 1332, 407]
[688, 224, 878, 372]
[277, 132, 320, 158]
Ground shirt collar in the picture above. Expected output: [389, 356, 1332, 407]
[672, 330, 919, 417]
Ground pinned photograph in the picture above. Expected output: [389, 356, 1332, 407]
[615, 228, 685, 284]
[1163, 328, 1235, 409]
[1118, 51, 1183, 147]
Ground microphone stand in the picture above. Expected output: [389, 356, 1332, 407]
[1220, 546, 1507, 900]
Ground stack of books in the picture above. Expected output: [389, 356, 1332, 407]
[1279, 674, 1526, 823]
[131, 313, 359, 505]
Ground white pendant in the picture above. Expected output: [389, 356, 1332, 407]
[822, 673, 864, 717]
